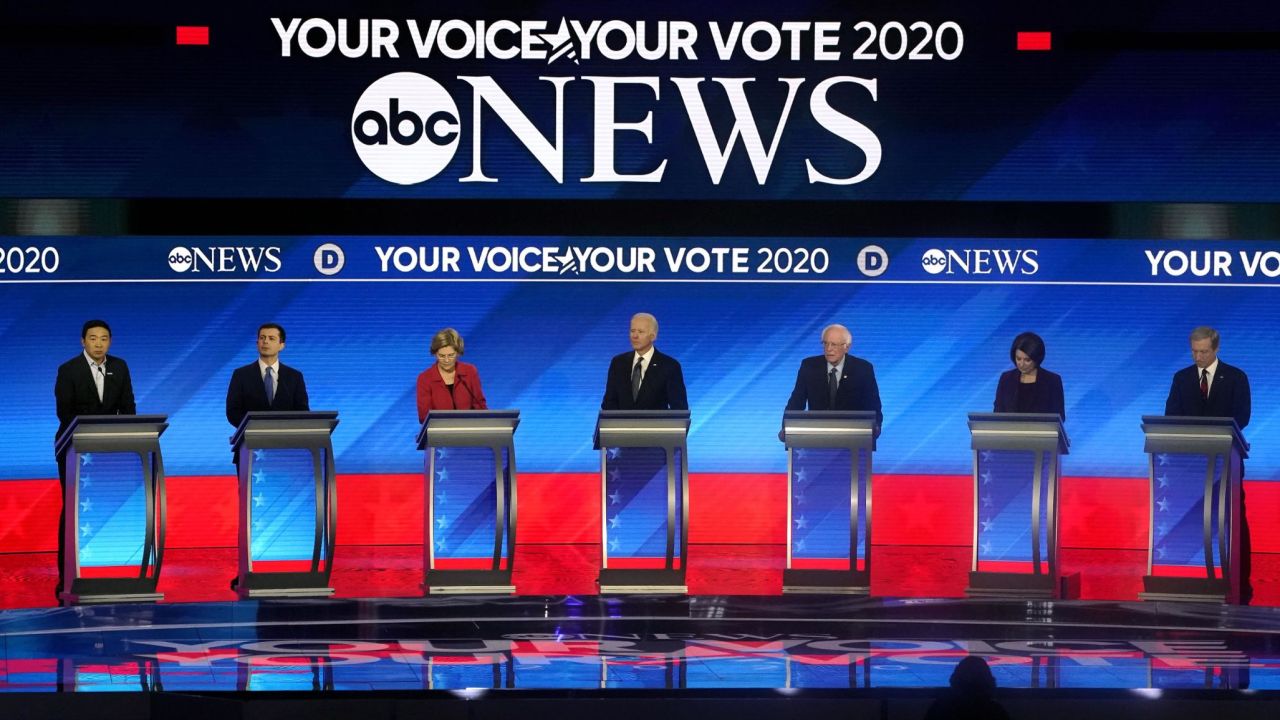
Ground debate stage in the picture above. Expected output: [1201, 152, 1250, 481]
[1, 594, 1279, 719]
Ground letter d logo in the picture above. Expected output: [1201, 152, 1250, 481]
[314, 243, 346, 276]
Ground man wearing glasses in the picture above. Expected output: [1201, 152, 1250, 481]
[782, 323, 882, 435]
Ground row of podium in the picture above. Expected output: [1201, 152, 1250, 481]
[55, 410, 1248, 606]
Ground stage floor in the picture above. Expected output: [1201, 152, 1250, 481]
[2, 594, 1278, 693]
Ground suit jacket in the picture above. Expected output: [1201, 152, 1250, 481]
[54, 353, 137, 448]
[993, 367, 1065, 420]
[226, 361, 310, 428]
[1165, 360, 1250, 430]
[784, 354, 882, 429]
[602, 348, 688, 411]
[417, 361, 488, 422]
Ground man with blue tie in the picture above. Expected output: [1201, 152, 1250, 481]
[53, 319, 137, 599]
[782, 324, 882, 436]
[225, 322, 310, 429]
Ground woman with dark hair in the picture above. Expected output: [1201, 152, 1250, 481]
[416, 328, 487, 423]
[993, 331, 1065, 419]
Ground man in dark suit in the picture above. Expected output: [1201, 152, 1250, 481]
[782, 323, 882, 435]
[226, 322, 310, 428]
[1164, 326, 1252, 603]
[601, 312, 688, 411]
[53, 319, 137, 599]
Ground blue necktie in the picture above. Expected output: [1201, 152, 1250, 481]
[264, 367, 275, 406]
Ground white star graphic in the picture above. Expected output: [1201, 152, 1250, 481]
[608, 538, 620, 552]
[80, 453, 94, 466]
[981, 472, 992, 486]
[1157, 475, 1169, 489]
[1157, 546, 1167, 559]
[794, 515, 808, 530]
[253, 450, 265, 462]
[1157, 454, 1169, 466]
[981, 451, 993, 461]
[80, 523, 92, 537]
[1157, 497, 1169, 512]
[982, 495, 993, 508]
[608, 490, 621, 505]
[80, 476, 92, 488]
[436, 448, 450, 460]
[609, 468, 621, 483]
[794, 448, 807, 460]
[436, 492, 448, 505]
[794, 468, 808, 483]
[1157, 523, 1168, 536]
[80, 498, 93, 513]
[436, 538, 448, 552]
[607, 447, 621, 460]
[794, 492, 806, 506]
[794, 539, 806, 552]
[608, 516, 621, 529]
[981, 541, 992, 555]
[253, 470, 266, 485]
[981, 519, 994, 532]
[253, 493, 265, 508]
[436, 515, 450, 529]
[436, 467, 449, 482]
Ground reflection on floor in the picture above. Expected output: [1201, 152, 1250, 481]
[1, 595, 1278, 693]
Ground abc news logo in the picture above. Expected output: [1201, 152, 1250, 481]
[353, 73, 460, 185]
[920, 248, 1039, 276]
[167, 246, 283, 273]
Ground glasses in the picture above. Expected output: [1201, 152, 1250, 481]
[822, 341, 849, 348]
[436, 352, 457, 361]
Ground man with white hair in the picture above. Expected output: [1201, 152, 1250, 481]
[782, 323, 882, 431]
[601, 312, 688, 411]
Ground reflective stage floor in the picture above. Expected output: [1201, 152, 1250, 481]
[3, 595, 1279, 693]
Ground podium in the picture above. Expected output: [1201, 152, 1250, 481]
[54, 415, 169, 605]
[231, 411, 339, 598]
[965, 413, 1070, 599]
[781, 411, 877, 594]
[594, 410, 690, 593]
[417, 410, 519, 594]
[1139, 416, 1247, 603]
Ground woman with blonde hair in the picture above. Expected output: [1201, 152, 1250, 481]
[416, 328, 487, 422]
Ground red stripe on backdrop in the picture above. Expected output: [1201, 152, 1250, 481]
[2, 474, 1278, 554]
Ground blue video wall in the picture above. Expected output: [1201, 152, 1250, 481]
[2, 235, 1276, 480]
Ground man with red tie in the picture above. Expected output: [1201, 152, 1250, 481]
[1164, 326, 1252, 603]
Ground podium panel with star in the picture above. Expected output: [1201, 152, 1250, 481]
[419, 410, 520, 594]
[55, 415, 169, 605]
[595, 411, 690, 593]
[781, 411, 878, 594]
[1140, 416, 1246, 604]
[965, 413, 1069, 599]
[232, 411, 339, 599]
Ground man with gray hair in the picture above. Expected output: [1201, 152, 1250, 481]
[602, 312, 688, 411]
[783, 323, 882, 432]
[1164, 325, 1252, 603]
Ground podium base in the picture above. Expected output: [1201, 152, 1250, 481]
[235, 570, 335, 599]
[60, 591, 163, 606]
[598, 568, 686, 594]
[782, 568, 870, 595]
[1140, 575, 1232, 604]
[965, 570, 1074, 600]
[423, 569, 515, 595]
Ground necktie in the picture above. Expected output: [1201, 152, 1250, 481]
[828, 366, 838, 408]
[631, 357, 643, 401]
[94, 364, 106, 403]
[265, 366, 276, 406]
[1199, 368, 1208, 400]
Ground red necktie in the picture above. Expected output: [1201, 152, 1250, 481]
[1199, 368, 1208, 400]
